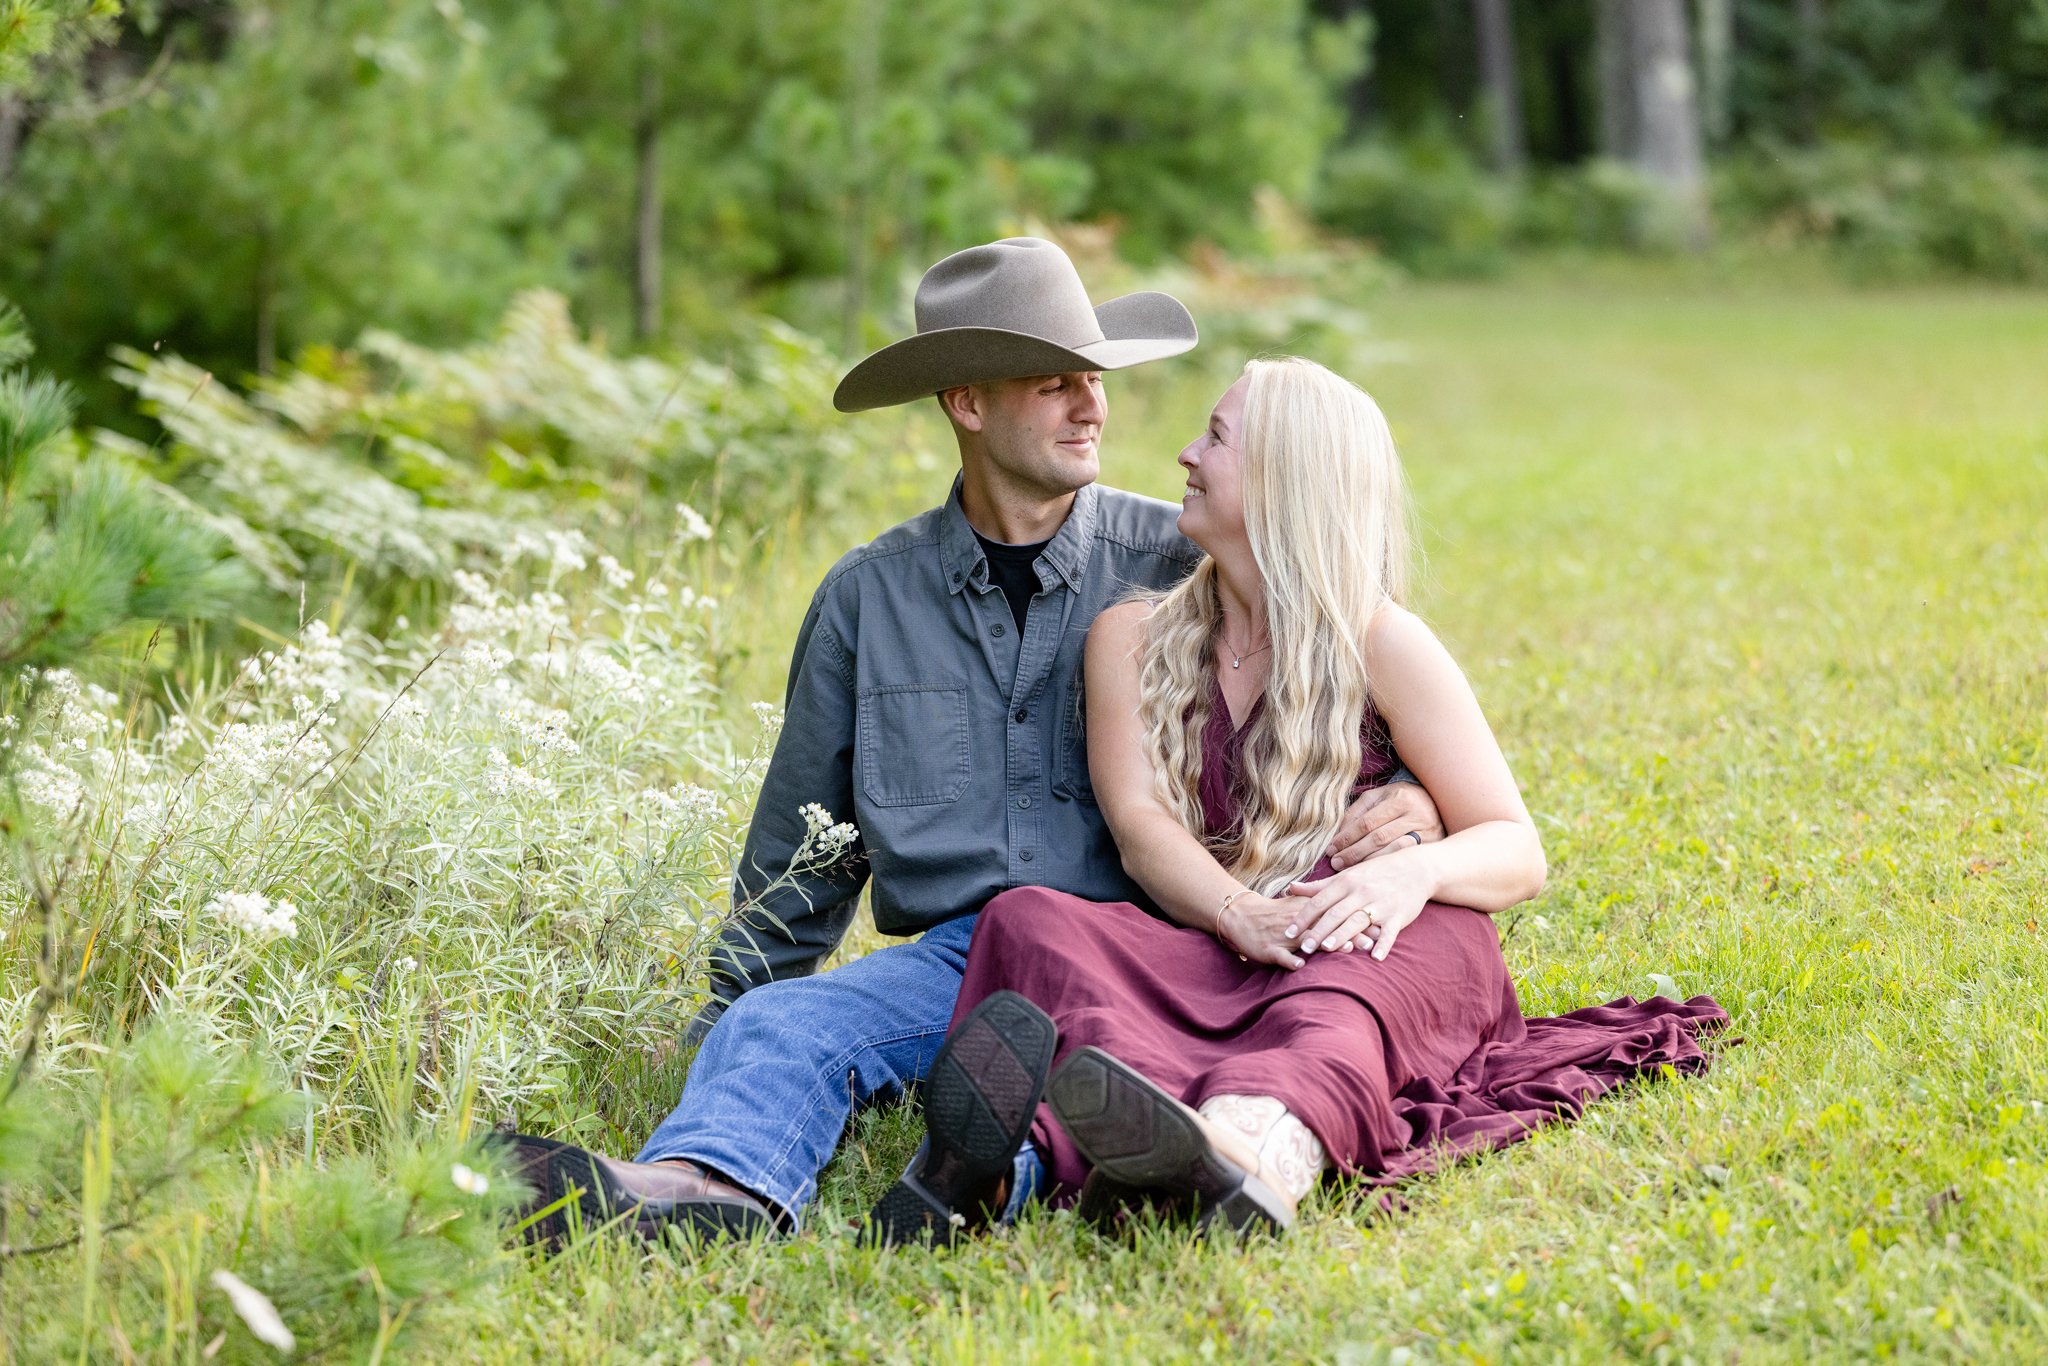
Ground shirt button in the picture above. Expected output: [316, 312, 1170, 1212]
[1013, 709, 1029, 723]
[1019, 849, 1034, 861]
[1016, 795, 1032, 809]
[991, 623, 1005, 638]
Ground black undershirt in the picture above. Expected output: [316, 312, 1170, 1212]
[973, 530, 1052, 634]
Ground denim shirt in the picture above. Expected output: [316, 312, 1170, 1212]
[706, 478, 1202, 1002]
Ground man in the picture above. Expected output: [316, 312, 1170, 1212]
[504, 238, 1442, 1243]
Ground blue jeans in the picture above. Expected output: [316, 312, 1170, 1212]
[635, 912, 980, 1225]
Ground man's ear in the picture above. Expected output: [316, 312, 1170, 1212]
[937, 384, 984, 433]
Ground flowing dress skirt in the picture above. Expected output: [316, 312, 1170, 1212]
[956, 887, 1728, 1200]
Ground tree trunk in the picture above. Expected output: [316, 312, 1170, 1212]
[1794, 0, 1824, 143]
[1694, 0, 1733, 146]
[840, 0, 880, 355]
[1627, 0, 1710, 247]
[0, 94, 22, 187]
[254, 227, 278, 377]
[1470, 0, 1526, 175]
[632, 8, 663, 344]
[1595, 0, 1635, 159]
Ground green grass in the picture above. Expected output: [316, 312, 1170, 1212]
[17, 276, 2048, 1361]
[475, 279, 2048, 1361]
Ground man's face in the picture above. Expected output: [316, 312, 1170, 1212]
[950, 371, 1108, 499]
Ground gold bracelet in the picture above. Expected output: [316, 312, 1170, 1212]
[1216, 888, 1252, 939]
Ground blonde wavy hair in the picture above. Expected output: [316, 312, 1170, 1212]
[1135, 356, 1410, 893]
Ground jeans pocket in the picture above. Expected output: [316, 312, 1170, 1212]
[858, 683, 970, 806]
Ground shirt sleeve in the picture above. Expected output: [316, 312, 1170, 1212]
[703, 588, 870, 1005]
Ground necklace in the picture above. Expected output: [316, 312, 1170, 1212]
[1220, 633, 1272, 670]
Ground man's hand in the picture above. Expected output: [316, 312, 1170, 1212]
[1327, 781, 1444, 871]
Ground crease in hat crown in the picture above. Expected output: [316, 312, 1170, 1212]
[833, 236, 1197, 413]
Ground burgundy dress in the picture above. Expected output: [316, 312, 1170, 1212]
[953, 680, 1728, 1199]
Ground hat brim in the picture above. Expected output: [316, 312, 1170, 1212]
[832, 291, 1198, 413]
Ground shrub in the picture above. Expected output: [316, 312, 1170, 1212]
[1316, 134, 1516, 278]
[1717, 144, 2048, 283]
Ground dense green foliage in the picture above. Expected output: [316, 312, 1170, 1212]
[6, 0, 2042, 413]
[0, 300, 246, 691]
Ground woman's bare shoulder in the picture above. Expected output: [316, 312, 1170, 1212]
[1088, 596, 1153, 642]
[1365, 602, 1457, 680]
[1085, 596, 1153, 678]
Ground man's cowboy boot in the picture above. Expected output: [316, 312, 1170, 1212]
[498, 1135, 777, 1249]
[864, 990, 1056, 1248]
[1047, 1046, 1296, 1236]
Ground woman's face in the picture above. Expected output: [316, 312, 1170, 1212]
[1176, 376, 1250, 554]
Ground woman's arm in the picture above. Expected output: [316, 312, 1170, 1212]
[1084, 601, 1310, 968]
[1286, 604, 1546, 960]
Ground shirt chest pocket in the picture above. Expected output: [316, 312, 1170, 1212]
[858, 683, 970, 807]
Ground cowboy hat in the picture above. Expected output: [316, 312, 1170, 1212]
[833, 237, 1198, 413]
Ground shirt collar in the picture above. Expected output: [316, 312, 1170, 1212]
[939, 477, 1099, 595]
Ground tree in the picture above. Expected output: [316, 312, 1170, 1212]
[1470, 0, 1526, 174]
[1596, 0, 1710, 247]
[0, 300, 247, 696]
[0, 0, 120, 183]
[1, 0, 571, 403]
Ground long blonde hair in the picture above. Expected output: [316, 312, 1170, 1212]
[1136, 357, 1410, 892]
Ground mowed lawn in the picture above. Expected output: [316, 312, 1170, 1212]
[499, 281, 2048, 1362]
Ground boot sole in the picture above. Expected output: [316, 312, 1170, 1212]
[864, 990, 1056, 1248]
[500, 1134, 773, 1249]
[1047, 1047, 1293, 1236]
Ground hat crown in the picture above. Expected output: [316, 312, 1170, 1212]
[913, 238, 1106, 348]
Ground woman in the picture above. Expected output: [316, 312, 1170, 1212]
[867, 358, 1726, 1246]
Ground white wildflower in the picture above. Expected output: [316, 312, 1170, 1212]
[450, 1162, 491, 1197]
[597, 554, 635, 590]
[573, 649, 654, 705]
[546, 528, 591, 573]
[485, 747, 555, 798]
[263, 621, 350, 698]
[201, 720, 329, 793]
[639, 782, 720, 831]
[498, 704, 578, 756]
[798, 802, 858, 857]
[452, 569, 497, 605]
[396, 956, 419, 974]
[16, 752, 86, 816]
[673, 502, 713, 543]
[208, 892, 298, 939]
[644, 580, 668, 598]
[211, 1269, 296, 1353]
[388, 692, 428, 739]
[751, 702, 783, 732]
[458, 642, 513, 682]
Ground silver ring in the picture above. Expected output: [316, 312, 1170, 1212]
[1404, 830, 1423, 847]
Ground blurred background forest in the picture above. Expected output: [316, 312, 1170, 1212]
[5, 0, 2048, 685]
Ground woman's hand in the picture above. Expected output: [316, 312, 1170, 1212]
[1217, 893, 1310, 970]
[1284, 849, 1435, 962]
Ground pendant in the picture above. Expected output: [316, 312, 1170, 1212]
[1231, 658, 1241, 669]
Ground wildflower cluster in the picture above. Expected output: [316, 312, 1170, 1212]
[207, 891, 299, 940]
[798, 801, 861, 861]
[1, 548, 763, 1126]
